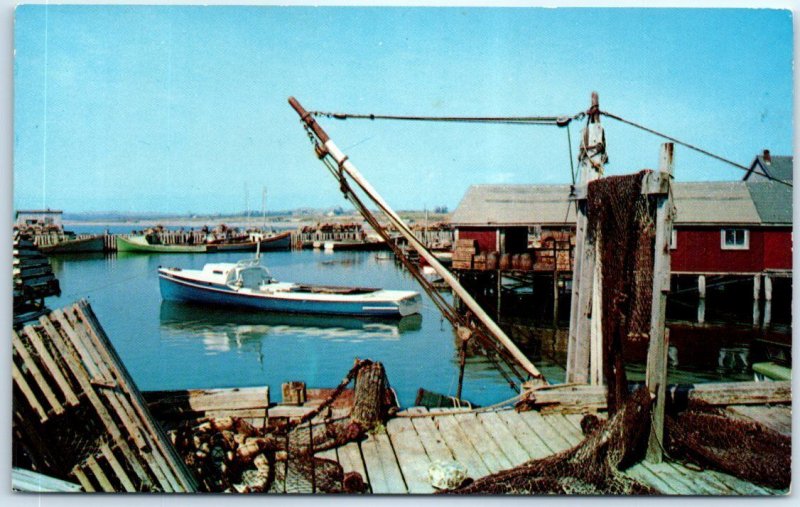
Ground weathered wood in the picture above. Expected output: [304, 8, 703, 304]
[476, 411, 533, 464]
[407, 408, 456, 464]
[494, 409, 553, 459]
[351, 362, 387, 430]
[74, 302, 197, 491]
[452, 412, 513, 473]
[386, 416, 435, 494]
[523, 381, 790, 410]
[645, 142, 675, 463]
[359, 436, 388, 493]
[100, 443, 136, 493]
[71, 466, 95, 492]
[145, 386, 270, 417]
[12, 361, 48, 422]
[11, 467, 82, 493]
[85, 455, 115, 492]
[373, 432, 407, 493]
[726, 404, 792, 435]
[12, 331, 64, 415]
[433, 414, 491, 478]
[22, 326, 79, 405]
[517, 411, 573, 453]
[337, 442, 370, 493]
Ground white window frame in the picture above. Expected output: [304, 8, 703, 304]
[670, 229, 678, 250]
[720, 228, 749, 250]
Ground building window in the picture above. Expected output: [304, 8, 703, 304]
[721, 228, 749, 250]
[670, 229, 678, 250]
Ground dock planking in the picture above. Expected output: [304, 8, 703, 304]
[314, 405, 788, 495]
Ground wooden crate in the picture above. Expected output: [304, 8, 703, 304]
[452, 259, 473, 270]
[455, 239, 478, 249]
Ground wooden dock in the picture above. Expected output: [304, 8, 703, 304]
[316, 405, 790, 495]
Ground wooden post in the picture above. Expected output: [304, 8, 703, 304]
[697, 275, 706, 324]
[351, 361, 387, 431]
[645, 143, 675, 463]
[753, 274, 762, 327]
[566, 91, 606, 384]
[763, 274, 773, 327]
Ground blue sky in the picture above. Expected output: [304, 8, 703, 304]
[13, 6, 794, 213]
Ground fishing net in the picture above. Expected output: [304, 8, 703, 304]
[449, 388, 657, 495]
[586, 171, 655, 414]
[169, 359, 391, 493]
[664, 402, 791, 490]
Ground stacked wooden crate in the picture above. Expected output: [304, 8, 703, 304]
[13, 230, 60, 316]
[12, 300, 198, 492]
[452, 239, 477, 270]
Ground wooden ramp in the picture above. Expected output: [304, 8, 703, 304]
[317, 405, 790, 495]
[12, 300, 198, 492]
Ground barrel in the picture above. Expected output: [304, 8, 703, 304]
[519, 253, 533, 271]
[499, 253, 511, 271]
[486, 251, 498, 270]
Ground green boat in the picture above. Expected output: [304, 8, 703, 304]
[116, 235, 207, 253]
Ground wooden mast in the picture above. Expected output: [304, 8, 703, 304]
[288, 96, 545, 382]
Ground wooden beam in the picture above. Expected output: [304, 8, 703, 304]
[645, 142, 675, 463]
[521, 381, 790, 410]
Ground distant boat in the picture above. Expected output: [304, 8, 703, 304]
[116, 235, 206, 253]
[158, 256, 422, 317]
[116, 231, 292, 253]
[322, 239, 389, 252]
[38, 234, 105, 254]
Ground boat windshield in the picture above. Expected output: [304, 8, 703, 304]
[237, 266, 273, 289]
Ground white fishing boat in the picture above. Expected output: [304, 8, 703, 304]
[158, 254, 422, 318]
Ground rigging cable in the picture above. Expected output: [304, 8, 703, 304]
[310, 110, 584, 127]
[600, 110, 792, 188]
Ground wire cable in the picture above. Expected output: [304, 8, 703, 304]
[310, 110, 583, 127]
[600, 110, 792, 188]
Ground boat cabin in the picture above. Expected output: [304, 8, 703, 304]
[199, 260, 275, 290]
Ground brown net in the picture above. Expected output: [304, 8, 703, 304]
[169, 359, 389, 493]
[586, 170, 655, 414]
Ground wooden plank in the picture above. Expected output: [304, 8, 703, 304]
[315, 448, 337, 462]
[373, 432, 407, 494]
[337, 442, 370, 493]
[407, 410, 456, 465]
[12, 361, 48, 422]
[476, 411, 533, 464]
[624, 462, 682, 495]
[100, 442, 137, 493]
[22, 326, 79, 405]
[11, 467, 82, 493]
[727, 405, 792, 436]
[517, 411, 573, 453]
[494, 409, 553, 459]
[144, 386, 271, 413]
[12, 331, 64, 415]
[386, 416, 435, 494]
[542, 413, 584, 445]
[452, 412, 513, 473]
[71, 466, 95, 493]
[85, 455, 116, 492]
[360, 435, 388, 493]
[522, 382, 791, 410]
[432, 414, 490, 478]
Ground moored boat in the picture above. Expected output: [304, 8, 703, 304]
[116, 235, 207, 253]
[158, 256, 422, 317]
[38, 234, 105, 253]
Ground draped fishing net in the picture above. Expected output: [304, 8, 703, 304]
[446, 172, 790, 495]
[169, 359, 389, 493]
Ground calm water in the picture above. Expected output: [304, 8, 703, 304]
[47, 250, 563, 407]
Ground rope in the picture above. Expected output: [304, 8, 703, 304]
[600, 110, 793, 188]
[310, 110, 583, 127]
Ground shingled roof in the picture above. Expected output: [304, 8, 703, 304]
[743, 153, 793, 183]
[451, 180, 790, 227]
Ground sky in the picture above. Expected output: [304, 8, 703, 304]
[12, 6, 794, 214]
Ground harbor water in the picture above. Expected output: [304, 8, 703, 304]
[47, 249, 563, 407]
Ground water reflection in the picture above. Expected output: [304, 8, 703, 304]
[159, 301, 423, 354]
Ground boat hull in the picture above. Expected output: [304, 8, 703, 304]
[159, 271, 421, 317]
[206, 232, 292, 252]
[39, 236, 105, 253]
[116, 236, 207, 253]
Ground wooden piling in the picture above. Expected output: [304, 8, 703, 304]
[645, 143, 675, 464]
